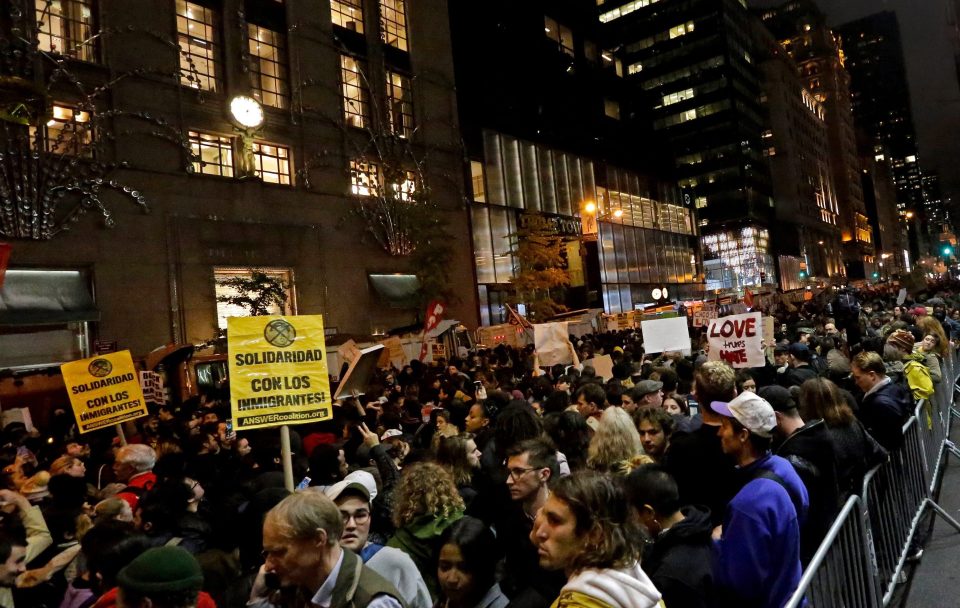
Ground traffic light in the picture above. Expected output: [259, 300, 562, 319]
[799, 271, 808, 280]
[871, 271, 880, 279]
[943, 246, 953, 257]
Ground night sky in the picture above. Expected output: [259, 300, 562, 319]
[816, 0, 960, 207]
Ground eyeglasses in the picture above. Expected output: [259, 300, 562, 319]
[340, 509, 370, 524]
[507, 467, 537, 481]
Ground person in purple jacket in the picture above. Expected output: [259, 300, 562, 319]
[710, 391, 810, 608]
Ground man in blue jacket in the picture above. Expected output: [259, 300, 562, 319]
[711, 391, 809, 608]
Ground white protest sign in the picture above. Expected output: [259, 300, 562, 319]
[640, 317, 691, 354]
[762, 316, 776, 344]
[582, 355, 614, 381]
[693, 304, 717, 328]
[897, 288, 907, 306]
[706, 312, 764, 368]
[534, 322, 574, 366]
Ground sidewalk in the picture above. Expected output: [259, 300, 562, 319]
[900, 426, 960, 607]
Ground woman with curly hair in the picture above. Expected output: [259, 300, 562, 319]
[586, 407, 649, 473]
[388, 461, 465, 601]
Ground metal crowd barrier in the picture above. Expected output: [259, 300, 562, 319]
[784, 349, 960, 608]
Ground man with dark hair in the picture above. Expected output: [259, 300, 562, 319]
[625, 465, 713, 608]
[712, 391, 808, 607]
[851, 350, 913, 451]
[634, 408, 674, 463]
[530, 471, 662, 608]
[573, 383, 606, 430]
[0, 529, 27, 588]
[663, 361, 739, 525]
[778, 343, 819, 388]
[497, 438, 565, 608]
[762, 384, 840, 564]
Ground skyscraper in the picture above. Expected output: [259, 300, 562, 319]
[600, 0, 776, 290]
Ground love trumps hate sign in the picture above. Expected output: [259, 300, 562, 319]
[706, 312, 764, 368]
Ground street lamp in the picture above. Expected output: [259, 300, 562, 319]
[227, 95, 264, 178]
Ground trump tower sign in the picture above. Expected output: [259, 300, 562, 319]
[227, 315, 332, 431]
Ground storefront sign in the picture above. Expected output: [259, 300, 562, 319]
[517, 211, 583, 239]
[227, 315, 331, 431]
[706, 312, 764, 368]
[61, 350, 148, 433]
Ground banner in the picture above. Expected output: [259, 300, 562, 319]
[706, 312, 764, 368]
[61, 350, 148, 434]
[534, 322, 575, 366]
[641, 317, 691, 354]
[228, 315, 331, 431]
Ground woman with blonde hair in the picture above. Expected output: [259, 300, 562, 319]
[388, 461, 465, 600]
[587, 407, 649, 473]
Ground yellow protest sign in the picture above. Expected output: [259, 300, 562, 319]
[61, 350, 148, 434]
[228, 315, 331, 431]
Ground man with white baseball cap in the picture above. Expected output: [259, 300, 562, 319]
[324, 471, 431, 608]
[710, 391, 809, 608]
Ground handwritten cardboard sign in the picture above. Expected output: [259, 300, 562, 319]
[706, 312, 764, 368]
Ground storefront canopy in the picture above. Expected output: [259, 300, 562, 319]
[0, 269, 99, 326]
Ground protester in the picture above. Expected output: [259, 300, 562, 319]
[435, 517, 509, 608]
[851, 351, 914, 451]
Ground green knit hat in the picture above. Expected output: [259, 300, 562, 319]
[117, 546, 203, 594]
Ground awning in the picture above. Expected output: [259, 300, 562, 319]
[0, 269, 99, 326]
[368, 273, 421, 309]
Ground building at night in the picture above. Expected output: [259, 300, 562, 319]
[0, 0, 477, 368]
[599, 0, 777, 291]
[449, 0, 703, 321]
[758, 0, 876, 279]
[834, 12, 926, 243]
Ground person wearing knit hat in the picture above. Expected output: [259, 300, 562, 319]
[885, 329, 935, 401]
[115, 545, 211, 608]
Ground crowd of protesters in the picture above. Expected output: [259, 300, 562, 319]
[0, 281, 959, 608]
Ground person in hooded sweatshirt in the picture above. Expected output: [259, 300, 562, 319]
[625, 465, 713, 608]
[711, 391, 809, 608]
[530, 470, 664, 608]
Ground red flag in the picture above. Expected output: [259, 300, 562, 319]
[0, 243, 10, 290]
[505, 303, 532, 328]
[744, 287, 754, 309]
[419, 300, 446, 361]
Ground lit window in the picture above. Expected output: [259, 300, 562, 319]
[545, 16, 574, 57]
[331, 0, 363, 32]
[248, 24, 289, 109]
[392, 170, 417, 201]
[350, 160, 380, 196]
[386, 71, 414, 138]
[470, 160, 485, 202]
[602, 50, 622, 76]
[380, 0, 407, 51]
[662, 88, 694, 106]
[695, 196, 707, 209]
[340, 55, 368, 128]
[628, 62, 643, 75]
[176, 0, 220, 92]
[36, 0, 96, 61]
[214, 267, 295, 330]
[30, 103, 93, 156]
[604, 99, 620, 120]
[253, 142, 292, 185]
[189, 130, 233, 177]
[669, 21, 694, 39]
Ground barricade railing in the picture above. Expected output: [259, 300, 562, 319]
[784, 348, 960, 607]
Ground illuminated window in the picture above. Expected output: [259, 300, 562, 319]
[669, 21, 695, 38]
[31, 103, 93, 156]
[662, 88, 694, 107]
[214, 267, 295, 330]
[189, 130, 233, 177]
[340, 55, 368, 128]
[331, 0, 363, 32]
[380, 0, 407, 51]
[470, 161, 485, 202]
[391, 170, 417, 201]
[602, 50, 623, 76]
[695, 196, 707, 209]
[386, 71, 414, 138]
[604, 99, 621, 120]
[545, 16, 574, 57]
[176, 0, 220, 92]
[36, 0, 96, 61]
[253, 142, 291, 185]
[248, 24, 289, 109]
[350, 160, 380, 196]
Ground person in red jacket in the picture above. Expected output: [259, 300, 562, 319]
[113, 445, 157, 511]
